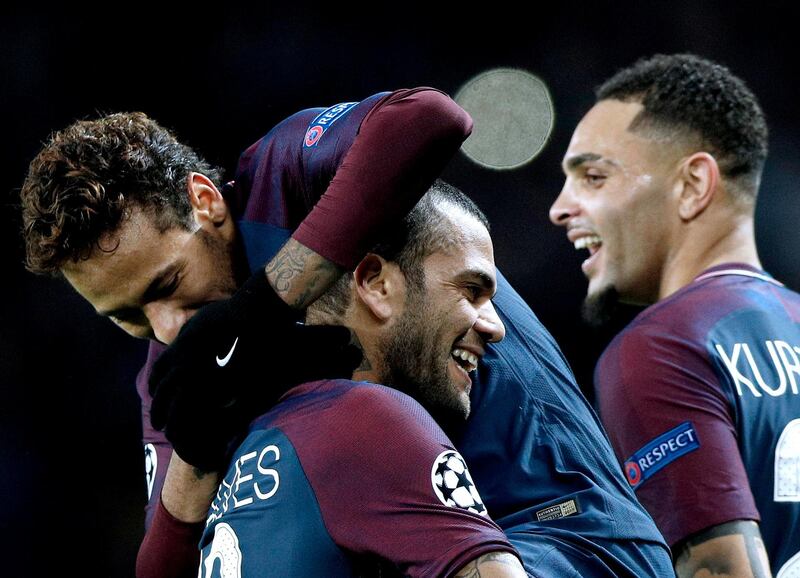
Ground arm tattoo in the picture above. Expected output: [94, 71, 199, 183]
[265, 239, 314, 296]
[454, 552, 524, 578]
[674, 520, 772, 578]
[265, 238, 343, 309]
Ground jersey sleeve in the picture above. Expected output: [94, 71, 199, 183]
[595, 320, 760, 546]
[292, 87, 473, 269]
[136, 498, 203, 578]
[137, 340, 172, 529]
[227, 87, 471, 270]
[277, 382, 517, 577]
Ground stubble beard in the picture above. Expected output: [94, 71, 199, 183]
[197, 228, 241, 297]
[581, 284, 621, 328]
[378, 291, 470, 431]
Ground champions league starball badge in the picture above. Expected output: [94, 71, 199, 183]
[431, 450, 487, 516]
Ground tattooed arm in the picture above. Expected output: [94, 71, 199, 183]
[674, 520, 772, 578]
[454, 552, 528, 578]
[264, 237, 344, 309]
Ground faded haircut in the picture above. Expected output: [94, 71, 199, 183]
[597, 53, 768, 200]
[309, 180, 490, 321]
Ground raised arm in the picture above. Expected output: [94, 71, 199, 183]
[137, 89, 472, 578]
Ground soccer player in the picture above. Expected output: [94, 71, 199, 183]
[22, 88, 671, 576]
[551, 53, 800, 577]
[158, 184, 527, 576]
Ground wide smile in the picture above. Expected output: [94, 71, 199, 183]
[573, 234, 603, 276]
[448, 347, 480, 392]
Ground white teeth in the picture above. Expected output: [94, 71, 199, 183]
[452, 348, 479, 372]
[574, 235, 602, 250]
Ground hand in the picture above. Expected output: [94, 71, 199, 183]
[149, 271, 361, 472]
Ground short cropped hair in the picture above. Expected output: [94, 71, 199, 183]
[310, 180, 490, 320]
[597, 54, 768, 198]
[21, 112, 223, 274]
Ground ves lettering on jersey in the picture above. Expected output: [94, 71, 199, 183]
[207, 444, 281, 526]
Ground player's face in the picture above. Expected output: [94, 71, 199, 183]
[550, 99, 679, 312]
[61, 207, 239, 344]
[379, 211, 505, 422]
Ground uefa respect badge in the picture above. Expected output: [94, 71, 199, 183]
[624, 422, 700, 489]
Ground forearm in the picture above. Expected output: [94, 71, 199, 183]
[264, 237, 343, 309]
[674, 520, 772, 578]
[293, 88, 472, 270]
[161, 452, 221, 522]
[136, 454, 219, 578]
[454, 552, 528, 578]
[267, 89, 472, 308]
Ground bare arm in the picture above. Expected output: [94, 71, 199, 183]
[454, 552, 528, 578]
[160, 453, 221, 522]
[674, 520, 772, 578]
[264, 237, 343, 309]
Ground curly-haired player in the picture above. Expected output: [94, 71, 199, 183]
[552, 53, 800, 576]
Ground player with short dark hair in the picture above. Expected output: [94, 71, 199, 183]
[22, 86, 672, 576]
[186, 184, 525, 577]
[552, 53, 800, 576]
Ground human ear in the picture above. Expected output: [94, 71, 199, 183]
[187, 172, 228, 226]
[353, 254, 404, 321]
[677, 153, 719, 221]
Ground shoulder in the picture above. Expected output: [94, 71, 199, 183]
[264, 379, 449, 450]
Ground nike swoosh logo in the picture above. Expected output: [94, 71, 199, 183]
[216, 337, 239, 367]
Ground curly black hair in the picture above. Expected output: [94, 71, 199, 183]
[21, 112, 223, 274]
[597, 54, 768, 197]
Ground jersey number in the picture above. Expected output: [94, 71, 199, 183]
[775, 420, 800, 577]
[200, 523, 242, 578]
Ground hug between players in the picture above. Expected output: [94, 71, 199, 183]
[20, 54, 799, 577]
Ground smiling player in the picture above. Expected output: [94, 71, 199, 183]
[551, 54, 800, 577]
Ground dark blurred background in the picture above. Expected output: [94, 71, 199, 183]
[2, 3, 798, 575]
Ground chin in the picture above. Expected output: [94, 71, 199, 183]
[582, 284, 621, 328]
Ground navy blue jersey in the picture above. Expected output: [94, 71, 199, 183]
[596, 264, 800, 574]
[198, 380, 514, 577]
[460, 271, 672, 577]
[138, 88, 672, 575]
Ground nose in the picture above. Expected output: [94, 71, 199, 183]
[144, 303, 193, 345]
[474, 299, 506, 344]
[549, 183, 579, 227]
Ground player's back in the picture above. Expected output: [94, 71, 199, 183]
[456, 271, 673, 577]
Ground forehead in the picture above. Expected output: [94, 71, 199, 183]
[564, 99, 669, 169]
[60, 209, 189, 311]
[422, 209, 495, 279]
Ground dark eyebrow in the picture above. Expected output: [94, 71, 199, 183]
[98, 260, 184, 319]
[564, 153, 619, 171]
[456, 269, 497, 295]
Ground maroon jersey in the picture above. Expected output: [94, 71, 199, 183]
[595, 264, 800, 573]
[137, 88, 472, 528]
[197, 380, 515, 577]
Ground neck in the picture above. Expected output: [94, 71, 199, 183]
[346, 326, 382, 384]
[658, 211, 761, 300]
